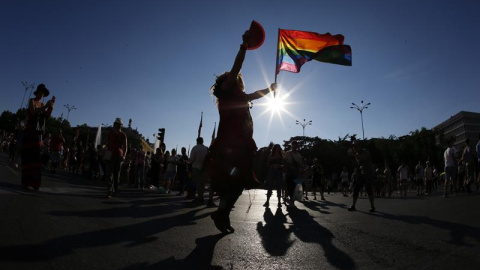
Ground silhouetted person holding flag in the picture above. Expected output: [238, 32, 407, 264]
[208, 28, 277, 233]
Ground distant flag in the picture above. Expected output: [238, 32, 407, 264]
[197, 111, 203, 138]
[210, 122, 216, 146]
[95, 125, 102, 148]
[276, 29, 352, 76]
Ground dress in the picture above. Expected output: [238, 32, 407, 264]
[209, 84, 262, 230]
[210, 88, 259, 192]
[21, 98, 53, 189]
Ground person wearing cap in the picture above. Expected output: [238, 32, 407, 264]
[21, 83, 55, 191]
[104, 117, 128, 198]
[208, 28, 277, 234]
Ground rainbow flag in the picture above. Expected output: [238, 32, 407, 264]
[276, 29, 352, 74]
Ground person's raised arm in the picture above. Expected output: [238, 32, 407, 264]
[222, 31, 249, 91]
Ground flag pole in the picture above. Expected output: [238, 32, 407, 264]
[197, 111, 203, 138]
[274, 28, 280, 97]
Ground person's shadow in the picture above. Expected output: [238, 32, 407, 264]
[287, 206, 356, 269]
[256, 207, 294, 256]
[371, 211, 480, 247]
[0, 207, 211, 262]
[122, 233, 227, 270]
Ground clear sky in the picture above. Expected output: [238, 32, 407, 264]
[1, 0, 479, 150]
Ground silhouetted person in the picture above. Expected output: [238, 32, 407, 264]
[104, 118, 127, 198]
[21, 84, 54, 191]
[209, 29, 277, 233]
[347, 139, 375, 212]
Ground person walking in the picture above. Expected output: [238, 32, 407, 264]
[347, 139, 376, 212]
[383, 165, 392, 197]
[460, 138, 474, 193]
[397, 162, 409, 197]
[164, 148, 178, 193]
[21, 84, 55, 191]
[175, 147, 189, 196]
[190, 137, 209, 203]
[104, 118, 127, 198]
[135, 149, 146, 189]
[311, 158, 326, 200]
[263, 144, 285, 208]
[415, 160, 425, 196]
[285, 140, 304, 206]
[444, 139, 457, 198]
[149, 147, 162, 189]
[340, 167, 350, 197]
[425, 161, 434, 195]
[209, 28, 277, 233]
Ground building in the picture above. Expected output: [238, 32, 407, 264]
[433, 111, 480, 149]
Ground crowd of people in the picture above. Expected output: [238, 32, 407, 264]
[259, 135, 480, 213]
[1, 28, 480, 234]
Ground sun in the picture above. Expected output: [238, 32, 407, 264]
[266, 95, 285, 113]
[256, 89, 293, 120]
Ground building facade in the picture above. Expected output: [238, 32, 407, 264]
[433, 111, 480, 149]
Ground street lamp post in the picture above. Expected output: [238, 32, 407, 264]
[295, 118, 312, 137]
[350, 100, 371, 140]
[64, 104, 77, 121]
[20, 81, 35, 109]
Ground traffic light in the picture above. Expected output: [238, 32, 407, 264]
[157, 128, 165, 142]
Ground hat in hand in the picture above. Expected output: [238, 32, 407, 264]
[246, 20, 265, 50]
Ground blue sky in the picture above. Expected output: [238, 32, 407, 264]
[1, 0, 479, 150]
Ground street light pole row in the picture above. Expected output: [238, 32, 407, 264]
[350, 100, 371, 140]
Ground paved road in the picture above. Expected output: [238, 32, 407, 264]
[1, 153, 479, 270]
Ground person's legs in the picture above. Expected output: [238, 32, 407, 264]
[105, 160, 114, 197]
[348, 180, 362, 211]
[444, 166, 452, 197]
[193, 169, 204, 201]
[365, 181, 375, 211]
[212, 184, 243, 233]
[112, 159, 122, 195]
[286, 175, 296, 204]
[264, 172, 273, 206]
[464, 163, 473, 193]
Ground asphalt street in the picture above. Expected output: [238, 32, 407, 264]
[0, 153, 479, 270]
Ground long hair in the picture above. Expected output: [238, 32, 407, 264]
[210, 72, 230, 100]
[210, 72, 245, 104]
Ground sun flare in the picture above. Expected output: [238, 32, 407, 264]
[266, 95, 285, 113]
